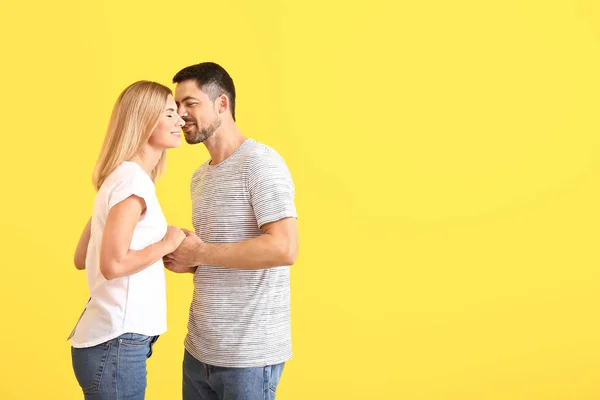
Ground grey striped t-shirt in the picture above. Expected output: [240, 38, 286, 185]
[185, 138, 297, 367]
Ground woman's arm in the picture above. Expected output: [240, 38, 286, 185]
[74, 218, 92, 270]
[100, 195, 185, 280]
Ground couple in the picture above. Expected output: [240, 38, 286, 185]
[69, 62, 299, 400]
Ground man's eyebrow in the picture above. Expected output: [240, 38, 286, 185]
[179, 96, 200, 103]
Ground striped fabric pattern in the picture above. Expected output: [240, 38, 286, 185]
[184, 139, 297, 368]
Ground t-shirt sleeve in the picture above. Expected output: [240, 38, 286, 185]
[107, 168, 151, 211]
[248, 150, 298, 229]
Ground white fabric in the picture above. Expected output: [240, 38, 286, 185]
[71, 162, 168, 348]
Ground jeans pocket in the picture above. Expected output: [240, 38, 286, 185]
[266, 362, 285, 396]
[119, 333, 152, 346]
[71, 342, 112, 394]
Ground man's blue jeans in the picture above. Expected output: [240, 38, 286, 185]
[71, 333, 159, 400]
[182, 350, 285, 400]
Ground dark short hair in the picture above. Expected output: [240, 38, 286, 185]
[173, 62, 236, 121]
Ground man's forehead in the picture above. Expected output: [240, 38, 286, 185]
[175, 81, 205, 100]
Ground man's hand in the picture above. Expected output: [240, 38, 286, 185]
[164, 259, 197, 274]
[164, 229, 204, 268]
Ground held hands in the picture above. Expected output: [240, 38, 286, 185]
[163, 229, 205, 274]
[162, 226, 186, 254]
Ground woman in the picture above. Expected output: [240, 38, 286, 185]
[70, 80, 186, 399]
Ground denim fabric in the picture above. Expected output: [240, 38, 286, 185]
[182, 350, 285, 400]
[72, 333, 159, 400]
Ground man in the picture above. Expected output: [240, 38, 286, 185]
[164, 62, 299, 400]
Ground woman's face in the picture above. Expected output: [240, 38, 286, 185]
[148, 94, 185, 149]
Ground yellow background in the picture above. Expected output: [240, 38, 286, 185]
[1, 0, 599, 398]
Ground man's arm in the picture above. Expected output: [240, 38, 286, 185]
[74, 218, 92, 270]
[166, 217, 298, 270]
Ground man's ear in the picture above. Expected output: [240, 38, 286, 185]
[217, 93, 229, 115]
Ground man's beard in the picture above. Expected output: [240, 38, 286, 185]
[185, 117, 222, 144]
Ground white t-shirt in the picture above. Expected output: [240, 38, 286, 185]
[71, 161, 168, 348]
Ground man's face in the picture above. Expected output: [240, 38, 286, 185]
[174, 80, 221, 144]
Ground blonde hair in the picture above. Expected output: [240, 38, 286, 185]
[92, 80, 173, 190]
